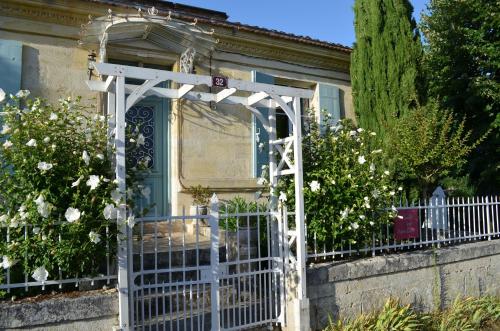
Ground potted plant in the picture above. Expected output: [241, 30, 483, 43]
[188, 185, 211, 216]
[222, 196, 268, 266]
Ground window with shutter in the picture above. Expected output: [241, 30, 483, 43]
[318, 83, 340, 132]
[0, 39, 22, 132]
[251, 71, 274, 178]
[0, 40, 22, 97]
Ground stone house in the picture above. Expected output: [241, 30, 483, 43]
[0, 0, 352, 214]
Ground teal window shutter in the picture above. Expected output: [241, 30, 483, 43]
[251, 71, 274, 178]
[318, 83, 340, 131]
[0, 40, 22, 96]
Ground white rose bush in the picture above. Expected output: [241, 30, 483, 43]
[279, 112, 397, 252]
[0, 92, 146, 294]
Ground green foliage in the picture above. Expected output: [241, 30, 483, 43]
[188, 185, 211, 206]
[0, 93, 144, 292]
[439, 175, 476, 197]
[431, 296, 500, 331]
[279, 115, 397, 251]
[326, 298, 424, 331]
[326, 296, 500, 331]
[351, 0, 424, 142]
[388, 101, 484, 198]
[221, 196, 268, 231]
[421, 0, 500, 193]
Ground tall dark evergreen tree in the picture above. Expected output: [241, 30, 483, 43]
[421, 0, 500, 193]
[351, 0, 423, 138]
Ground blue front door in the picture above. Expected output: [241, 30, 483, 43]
[126, 97, 170, 216]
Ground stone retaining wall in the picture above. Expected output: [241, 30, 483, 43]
[1, 241, 499, 330]
[0, 289, 118, 330]
[307, 240, 500, 330]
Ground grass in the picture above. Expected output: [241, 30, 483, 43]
[326, 296, 500, 331]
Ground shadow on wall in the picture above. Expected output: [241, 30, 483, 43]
[181, 98, 251, 137]
[21, 46, 40, 96]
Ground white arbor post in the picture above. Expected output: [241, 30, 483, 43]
[285, 97, 310, 331]
[115, 76, 130, 330]
[209, 194, 220, 329]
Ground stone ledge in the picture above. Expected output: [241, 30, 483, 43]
[0, 289, 118, 329]
[307, 240, 500, 285]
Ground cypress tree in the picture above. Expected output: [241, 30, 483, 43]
[351, 0, 423, 138]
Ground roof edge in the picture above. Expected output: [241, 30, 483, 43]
[86, 0, 352, 53]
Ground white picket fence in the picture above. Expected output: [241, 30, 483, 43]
[303, 196, 500, 260]
[0, 221, 116, 293]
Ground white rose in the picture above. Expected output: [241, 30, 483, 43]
[26, 139, 37, 147]
[279, 191, 287, 202]
[1, 124, 11, 135]
[309, 180, 320, 192]
[71, 176, 83, 187]
[340, 208, 349, 220]
[3, 140, 13, 149]
[2, 256, 16, 269]
[32, 266, 49, 282]
[88, 231, 101, 244]
[0, 214, 8, 224]
[86, 175, 100, 191]
[82, 151, 90, 166]
[37, 162, 53, 171]
[64, 207, 81, 223]
[103, 204, 117, 220]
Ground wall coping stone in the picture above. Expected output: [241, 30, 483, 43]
[0, 289, 118, 329]
[307, 240, 500, 285]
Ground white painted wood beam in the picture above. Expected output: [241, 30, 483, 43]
[126, 78, 164, 111]
[177, 84, 194, 98]
[104, 76, 115, 91]
[123, 84, 276, 109]
[270, 94, 295, 122]
[215, 88, 237, 103]
[247, 91, 268, 106]
[244, 105, 270, 133]
[85, 80, 108, 92]
[94, 63, 314, 98]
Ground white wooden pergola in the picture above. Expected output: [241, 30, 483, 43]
[87, 63, 312, 330]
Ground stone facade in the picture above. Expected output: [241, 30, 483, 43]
[307, 241, 500, 330]
[0, 0, 352, 214]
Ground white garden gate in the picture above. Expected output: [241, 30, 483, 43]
[128, 199, 287, 330]
[86, 61, 313, 330]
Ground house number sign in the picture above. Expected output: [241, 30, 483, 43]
[212, 76, 228, 88]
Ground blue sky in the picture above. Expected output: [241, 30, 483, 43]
[172, 0, 429, 47]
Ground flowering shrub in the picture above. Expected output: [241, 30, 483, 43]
[0, 91, 144, 288]
[279, 113, 398, 251]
